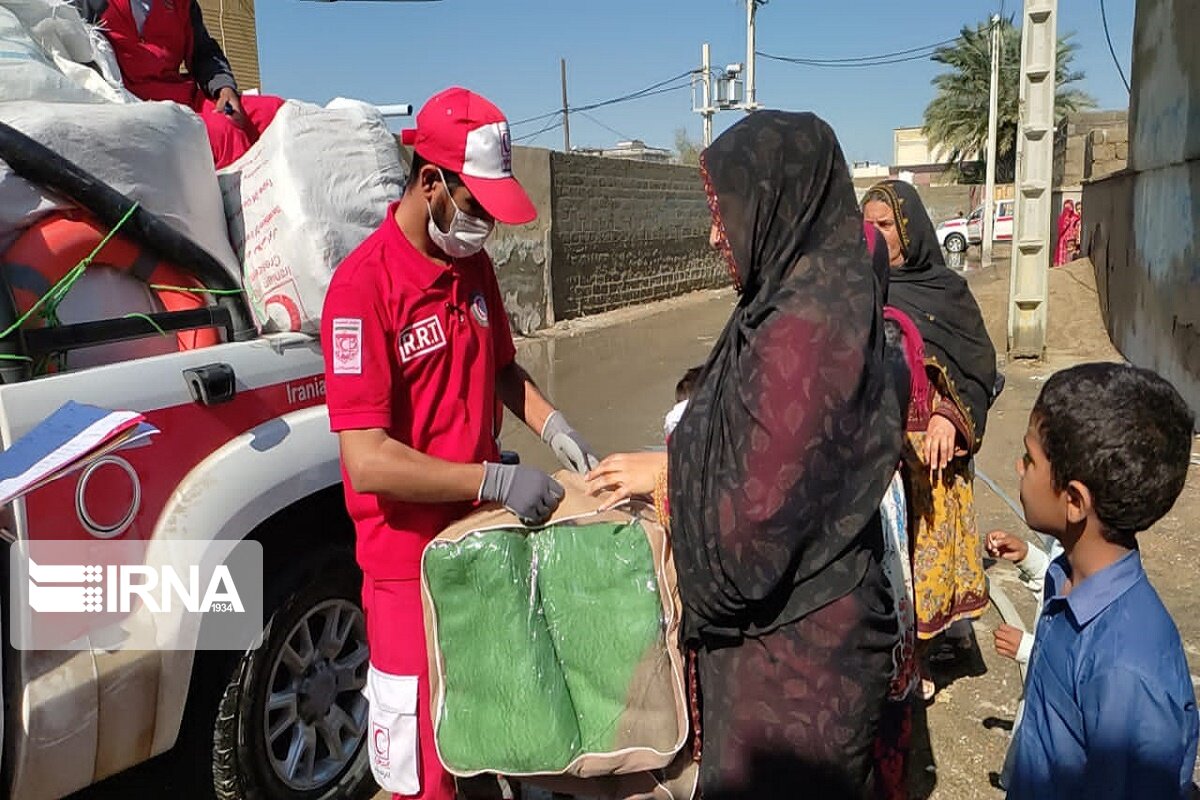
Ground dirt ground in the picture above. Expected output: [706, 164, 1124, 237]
[908, 256, 1200, 798]
[453, 256, 1200, 800]
[496, 255, 1200, 800]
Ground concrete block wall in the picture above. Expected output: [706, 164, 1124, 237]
[1087, 0, 1200, 417]
[406, 144, 722, 335]
[1084, 126, 1130, 181]
[1054, 110, 1129, 188]
[489, 148, 553, 335]
[548, 153, 725, 320]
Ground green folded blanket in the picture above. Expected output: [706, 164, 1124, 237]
[423, 519, 669, 775]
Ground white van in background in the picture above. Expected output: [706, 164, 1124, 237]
[935, 200, 1015, 252]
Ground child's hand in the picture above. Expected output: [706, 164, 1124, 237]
[986, 529, 1029, 563]
[993, 624, 1025, 660]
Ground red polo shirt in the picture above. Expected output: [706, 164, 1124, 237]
[322, 202, 516, 580]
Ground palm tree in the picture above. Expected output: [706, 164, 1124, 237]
[923, 17, 1094, 183]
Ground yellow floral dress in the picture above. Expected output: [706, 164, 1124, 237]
[903, 363, 988, 640]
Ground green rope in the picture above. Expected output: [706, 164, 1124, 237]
[0, 203, 142, 342]
[122, 312, 168, 336]
[0, 204, 141, 376]
[39, 204, 142, 329]
[149, 284, 243, 296]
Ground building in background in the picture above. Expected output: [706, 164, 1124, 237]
[851, 161, 889, 180]
[196, 0, 262, 91]
[891, 126, 975, 186]
[575, 140, 674, 164]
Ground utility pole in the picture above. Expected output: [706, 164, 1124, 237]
[745, 0, 762, 111]
[701, 42, 714, 146]
[982, 14, 1001, 268]
[560, 57, 571, 153]
[1008, 0, 1059, 358]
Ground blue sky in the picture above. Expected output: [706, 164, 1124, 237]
[256, 0, 1135, 165]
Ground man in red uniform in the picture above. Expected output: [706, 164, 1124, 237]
[321, 87, 599, 800]
[72, 0, 284, 168]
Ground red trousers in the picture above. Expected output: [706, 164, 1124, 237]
[196, 94, 285, 169]
[362, 576, 457, 800]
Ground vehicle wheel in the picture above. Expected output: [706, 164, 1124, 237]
[213, 550, 374, 800]
[944, 232, 967, 253]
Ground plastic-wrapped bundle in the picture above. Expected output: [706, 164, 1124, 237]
[534, 522, 675, 754]
[422, 473, 694, 798]
[421, 528, 580, 772]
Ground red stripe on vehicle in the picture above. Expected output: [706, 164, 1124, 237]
[25, 377, 328, 543]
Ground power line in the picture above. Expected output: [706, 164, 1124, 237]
[757, 36, 960, 67]
[759, 48, 945, 68]
[511, 70, 696, 128]
[514, 118, 564, 144]
[1099, 0, 1131, 93]
[573, 78, 693, 113]
[514, 81, 692, 148]
[578, 111, 633, 142]
[509, 108, 563, 129]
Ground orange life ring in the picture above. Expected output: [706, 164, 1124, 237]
[1, 212, 221, 352]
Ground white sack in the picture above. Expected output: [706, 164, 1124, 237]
[0, 1, 129, 104]
[218, 100, 406, 333]
[0, 100, 242, 286]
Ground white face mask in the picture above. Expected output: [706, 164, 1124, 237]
[427, 169, 494, 258]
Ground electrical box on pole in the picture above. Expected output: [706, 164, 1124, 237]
[1008, 0, 1059, 359]
[716, 65, 745, 109]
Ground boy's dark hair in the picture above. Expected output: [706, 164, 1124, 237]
[1033, 362, 1194, 545]
[406, 152, 462, 193]
[676, 366, 705, 402]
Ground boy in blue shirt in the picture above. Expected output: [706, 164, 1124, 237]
[1004, 362, 1199, 799]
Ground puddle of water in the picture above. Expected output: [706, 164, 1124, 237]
[503, 295, 735, 468]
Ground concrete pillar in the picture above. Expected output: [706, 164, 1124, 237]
[1007, 0, 1059, 358]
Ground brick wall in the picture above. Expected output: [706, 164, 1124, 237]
[196, 0, 262, 91]
[548, 153, 725, 320]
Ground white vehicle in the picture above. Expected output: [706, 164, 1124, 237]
[0, 131, 376, 799]
[935, 200, 1015, 253]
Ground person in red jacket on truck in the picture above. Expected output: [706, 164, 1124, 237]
[72, 0, 284, 168]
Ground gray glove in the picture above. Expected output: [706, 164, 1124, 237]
[479, 462, 565, 526]
[541, 411, 601, 474]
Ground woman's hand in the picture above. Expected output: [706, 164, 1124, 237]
[925, 413, 966, 478]
[585, 451, 668, 510]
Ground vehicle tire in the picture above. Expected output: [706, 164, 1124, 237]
[944, 232, 967, 253]
[213, 548, 375, 800]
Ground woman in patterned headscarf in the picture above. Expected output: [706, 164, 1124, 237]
[862, 180, 999, 699]
[587, 112, 906, 798]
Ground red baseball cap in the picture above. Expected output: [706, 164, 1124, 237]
[401, 87, 536, 226]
